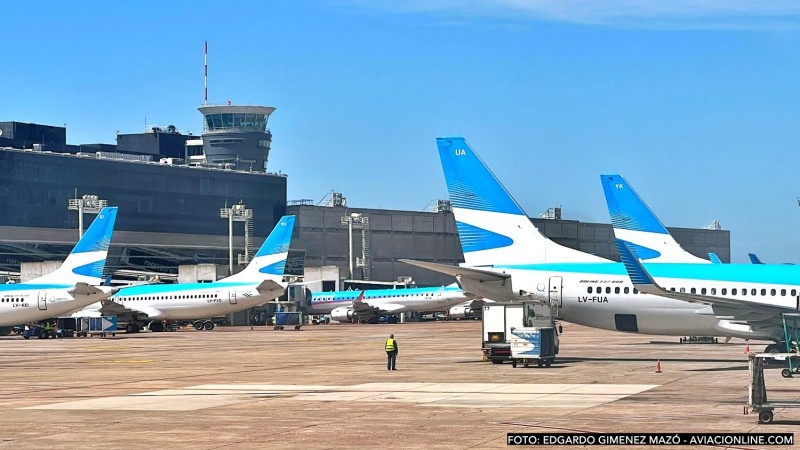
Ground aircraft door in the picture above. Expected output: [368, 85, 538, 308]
[548, 276, 563, 308]
[38, 292, 47, 311]
[229, 291, 237, 305]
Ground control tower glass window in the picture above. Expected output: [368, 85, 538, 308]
[205, 113, 268, 132]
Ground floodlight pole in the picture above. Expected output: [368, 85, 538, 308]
[68, 193, 108, 239]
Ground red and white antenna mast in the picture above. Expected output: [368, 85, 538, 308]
[204, 40, 208, 105]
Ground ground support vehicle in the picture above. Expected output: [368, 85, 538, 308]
[274, 312, 302, 330]
[510, 326, 558, 368]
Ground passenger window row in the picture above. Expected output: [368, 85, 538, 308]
[121, 294, 220, 301]
[586, 286, 798, 297]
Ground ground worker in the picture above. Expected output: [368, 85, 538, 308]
[385, 333, 398, 370]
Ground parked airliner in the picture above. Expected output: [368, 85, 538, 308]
[76, 215, 295, 332]
[0, 207, 119, 326]
[602, 174, 799, 351]
[402, 137, 767, 340]
[306, 285, 472, 323]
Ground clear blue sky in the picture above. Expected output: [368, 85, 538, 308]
[4, 1, 800, 263]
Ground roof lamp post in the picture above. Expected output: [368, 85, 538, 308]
[220, 203, 253, 275]
[68, 194, 108, 238]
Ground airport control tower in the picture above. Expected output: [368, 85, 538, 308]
[198, 105, 276, 172]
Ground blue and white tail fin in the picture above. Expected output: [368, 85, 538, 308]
[601, 174, 709, 264]
[437, 137, 604, 266]
[748, 253, 763, 265]
[708, 252, 722, 264]
[222, 215, 295, 284]
[30, 207, 118, 286]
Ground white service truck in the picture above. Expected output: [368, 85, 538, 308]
[482, 301, 559, 364]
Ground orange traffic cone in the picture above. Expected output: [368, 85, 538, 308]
[655, 359, 662, 373]
[744, 341, 750, 354]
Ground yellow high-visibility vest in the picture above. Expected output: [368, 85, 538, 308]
[385, 338, 396, 351]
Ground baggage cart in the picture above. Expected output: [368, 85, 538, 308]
[273, 312, 302, 330]
[510, 326, 557, 368]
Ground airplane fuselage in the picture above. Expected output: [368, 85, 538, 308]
[108, 282, 282, 320]
[0, 284, 109, 326]
[493, 262, 800, 341]
[307, 287, 468, 315]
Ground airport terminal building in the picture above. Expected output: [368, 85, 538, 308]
[0, 115, 730, 289]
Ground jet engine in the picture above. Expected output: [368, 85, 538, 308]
[448, 306, 473, 320]
[331, 307, 356, 323]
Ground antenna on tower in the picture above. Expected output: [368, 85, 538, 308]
[204, 40, 208, 106]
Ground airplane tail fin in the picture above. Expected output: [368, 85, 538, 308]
[437, 137, 603, 266]
[601, 174, 709, 264]
[222, 215, 295, 284]
[32, 207, 118, 286]
[748, 253, 763, 265]
[708, 252, 722, 264]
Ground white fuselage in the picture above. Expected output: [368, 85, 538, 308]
[307, 287, 469, 315]
[496, 264, 795, 341]
[0, 284, 109, 326]
[106, 282, 283, 320]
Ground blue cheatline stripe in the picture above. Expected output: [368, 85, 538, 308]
[255, 215, 295, 258]
[455, 221, 513, 253]
[116, 282, 257, 297]
[437, 137, 525, 215]
[601, 174, 668, 234]
[310, 286, 463, 304]
[615, 239, 653, 285]
[492, 261, 800, 286]
[71, 207, 118, 254]
[1, 284, 72, 292]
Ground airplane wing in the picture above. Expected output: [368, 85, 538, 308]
[350, 290, 406, 317]
[616, 239, 793, 323]
[399, 259, 540, 303]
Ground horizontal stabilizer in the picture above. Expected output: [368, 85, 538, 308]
[400, 259, 541, 303]
[399, 259, 509, 282]
[69, 282, 101, 297]
[256, 280, 285, 298]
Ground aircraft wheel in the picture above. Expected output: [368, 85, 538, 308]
[204, 321, 215, 331]
[758, 410, 774, 424]
[193, 321, 204, 331]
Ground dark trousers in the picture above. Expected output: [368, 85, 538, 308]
[386, 350, 397, 370]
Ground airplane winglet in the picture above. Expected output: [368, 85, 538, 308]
[614, 238, 659, 288]
[708, 252, 722, 264]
